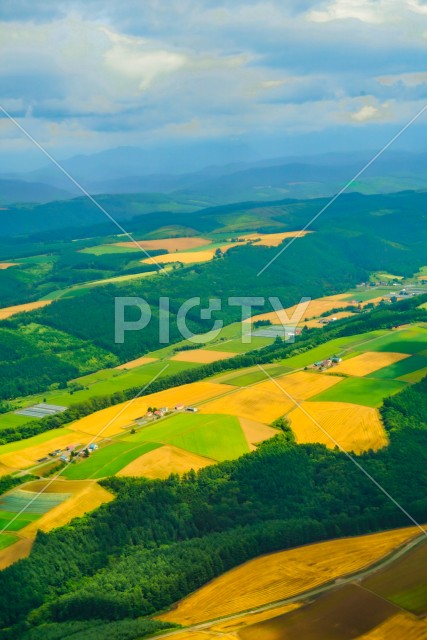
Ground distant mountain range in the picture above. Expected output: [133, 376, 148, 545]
[0, 147, 426, 205]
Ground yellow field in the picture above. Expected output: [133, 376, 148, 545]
[358, 613, 427, 639]
[159, 526, 421, 625]
[240, 231, 312, 246]
[199, 371, 342, 423]
[332, 351, 409, 377]
[288, 401, 387, 453]
[70, 381, 234, 437]
[0, 431, 86, 471]
[118, 444, 214, 479]
[247, 294, 353, 326]
[142, 243, 239, 266]
[239, 418, 278, 449]
[143, 249, 215, 265]
[115, 237, 212, 251]
[0, 299, 52, 320]
[115, 356, 158, 370]
[0, 537, 33, 571]
[0, 262, 18, 270]
[172, 349, 237, 364]
[19, 479, 114, 537]
[0, 479, 113, 570]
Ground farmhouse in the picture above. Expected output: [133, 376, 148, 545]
[175, 404, 185, 411]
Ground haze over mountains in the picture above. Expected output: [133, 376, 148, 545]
[1, 147, 427, 207]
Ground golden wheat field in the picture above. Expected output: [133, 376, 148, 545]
[114, 237, 212, 251]
[115, 356, 158, 370]
[159, 526, 420, 626]
[0, 538, 33, 571]
[358, 613, 427, 639]
[247, 294, 353, 326]
[240, 231, 312, 246]
[199, 371, 342, 423]
[332, 351, 409, 377]
[118, 444, 214, 479]
[288, 401, 387, 453]
[70, 381, 234, 437]
[143, 249, 216, 265]
[0, 263, 18, 270]
[171, 349, 237, 364]
[0, 431, 87, 471]
[19, 479, 114, 537]
[0, 300, 52, 320]
[239, 418, 278, 449]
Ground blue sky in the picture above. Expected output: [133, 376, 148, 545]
[0, 0, 427, 169]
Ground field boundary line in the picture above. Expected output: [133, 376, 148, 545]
[0, 105, 169, 276]
[257, 364, 427, 537]
[0, 364, 170, 535]
[257, 103, 427, 276]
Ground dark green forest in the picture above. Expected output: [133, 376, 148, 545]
[0, 370, 426, 639]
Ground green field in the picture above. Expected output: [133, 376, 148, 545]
[124, 413, 250, 461]
[399, 367, 427, 383]
[0, 511, 40, 532]
[63, 441, 161, 480]
[342, 287, 392, 302]
[311, 377, 407, 408]
[369, 355, 427, 380]
[279, 331, 389, 370]
[0, 413, 30, 430]
[207, 336, 274, 353]
[80, 244, 137, 255]
[223, 364, 294, 386]
[353, 326, 427, 355]
[0, 533, 18, 550]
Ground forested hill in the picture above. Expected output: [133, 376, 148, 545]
[0, 347, 426, 638]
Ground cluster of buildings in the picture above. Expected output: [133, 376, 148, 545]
[143, 404, 198, 420]
[312, 356, 342, 371]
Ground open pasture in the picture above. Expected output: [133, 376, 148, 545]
[0, 488, 70, 515]
[358, 325, 427, 355]
[206, 336, 275, 353]
[171, 349, 237, 363]
[313, 377, 407, 408]
[221, 364, 294, 387]
[331, 351, 409, 377]
[118, 445, 214, 479]
[288, 401, 387, 452]
[124, 413, 250, 462]
[199, 371, 342, 423]
[63, 441, 160, 480]
[369, 354, 427, 380]
[70, 381, 234, 437]
[0, 534, 17, 551]
[159, 526, 419, 626]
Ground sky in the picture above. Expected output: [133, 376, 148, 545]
[0, 0, 427, 171]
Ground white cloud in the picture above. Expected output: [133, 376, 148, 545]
[378, 71, 427, 86]
[307, 0, 386, 24]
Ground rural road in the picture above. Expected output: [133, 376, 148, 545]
[146, 530, 427, 639]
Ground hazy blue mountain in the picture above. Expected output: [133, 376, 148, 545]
[0, 179, 73, 205]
